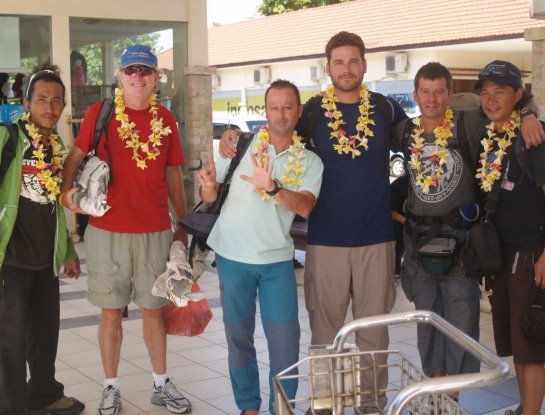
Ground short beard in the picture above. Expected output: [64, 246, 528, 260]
[332, 75, 364, 94]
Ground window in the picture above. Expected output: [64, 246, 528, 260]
[69, 17, 187, 119]
[0, 15, 52, 103]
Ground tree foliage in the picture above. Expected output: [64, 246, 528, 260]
[79, 34, 160, 85]
[257, 0, 352, 15]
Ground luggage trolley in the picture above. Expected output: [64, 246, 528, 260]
[274, 310, 509, 415]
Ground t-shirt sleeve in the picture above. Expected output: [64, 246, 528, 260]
[298, 151, 324, 200]
[164, 109, 185, 167]
[74, 102, 101, 154]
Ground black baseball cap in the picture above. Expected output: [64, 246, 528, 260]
[474, 60, 522, 90]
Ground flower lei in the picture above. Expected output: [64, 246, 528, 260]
[253, 127, 306, 201]
[408, 108, 455, 194]
[476, 111, 520, 192]
[114, 88, 172, 170]
[20, 112, 63, 202]
[321, 85, 375, 158]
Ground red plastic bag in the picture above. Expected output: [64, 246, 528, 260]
[162, 282, 212, 336]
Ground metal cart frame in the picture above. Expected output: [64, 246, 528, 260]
[274, 310, 509, 415]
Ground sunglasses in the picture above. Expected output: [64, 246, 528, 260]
[122, 65, 155, 76]
[478, 65, 519, 80]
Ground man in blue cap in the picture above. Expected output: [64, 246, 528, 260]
[62, 45, 190, 415]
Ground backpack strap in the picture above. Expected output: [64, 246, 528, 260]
[91, 98, 115, 184]
[93, 98, 115, 153]
[299, 95, 322, 149]
[0, 122, 19, 186]
[212, 131, 254, 213]
[514, 132, 534, 184]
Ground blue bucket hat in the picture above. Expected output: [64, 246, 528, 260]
[120, 45, 158, 68]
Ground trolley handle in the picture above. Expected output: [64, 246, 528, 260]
[332, 310, 509, 415]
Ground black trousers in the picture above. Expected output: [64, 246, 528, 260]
[0, 264, 64, 415]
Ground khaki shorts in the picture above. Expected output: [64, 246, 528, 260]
[84, 225, 171, 309]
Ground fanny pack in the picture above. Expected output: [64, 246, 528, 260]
[418, 237, 457, 275]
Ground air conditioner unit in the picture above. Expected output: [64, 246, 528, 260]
[310, 65, 325, 80]
[211, 74, 220, 88]
[253, 67, 270, 84]
[385, 53, 408, 73]
[531, 0, 545, 18]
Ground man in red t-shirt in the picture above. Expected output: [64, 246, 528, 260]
[61, 45, 190, 415]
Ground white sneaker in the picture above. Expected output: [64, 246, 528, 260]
[97, 385, 122, 415]
[151, 378, 192, 414]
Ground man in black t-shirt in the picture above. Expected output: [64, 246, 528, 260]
[475, 60, 545, 415]
[0, 66, 83, 415]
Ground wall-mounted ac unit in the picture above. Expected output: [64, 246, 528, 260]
[211, 74, 220, 88]
[531, 0, 545, 18]
[385, 53, 408, 73]
[310, 65, 325, 80]
[254, 67, 270, 84]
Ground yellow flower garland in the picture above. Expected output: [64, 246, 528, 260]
[408, 108, 455, 194]
[476, 111, 520, 192]
[114, 88, 172, 170]
[253, 127, 306, 202]
[321, 85, 375, 158]
[21, 112, 63, 202]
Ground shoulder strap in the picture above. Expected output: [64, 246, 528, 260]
[400, 118, 415, 162]
[0, 122, 19, 186]
[484, 144, 511, 216]
[300, 95, 322, 149]
[223, 131, 253, 185]
[210, 131, 254, 214]
[514, 132, 534, 184]
[92, 98, 115, 154]
[452, 111, 474, 168]
[370, 91, 394, 125]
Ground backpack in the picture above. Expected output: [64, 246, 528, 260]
[0, 122, 18, 187]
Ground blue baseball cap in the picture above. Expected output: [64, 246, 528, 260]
[120, 45, 158, 68]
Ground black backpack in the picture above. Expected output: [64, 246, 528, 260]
[0, 122, 19, 187]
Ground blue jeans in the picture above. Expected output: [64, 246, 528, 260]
[216, 255, 300, 414]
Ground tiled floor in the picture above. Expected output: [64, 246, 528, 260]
[55, 244, 544, 415]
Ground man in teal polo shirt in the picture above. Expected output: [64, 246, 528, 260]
[197, 79, 323, 415]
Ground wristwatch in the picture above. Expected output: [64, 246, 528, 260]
[266, 179, 283, 196]
[520, 107, 537, 118]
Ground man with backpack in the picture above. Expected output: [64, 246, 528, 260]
[199, 79, 323, 415]
[61, 45, 190, 415]
[392, 63, 486, 400]
[475, 60, 545, 415]
[0, 66, 84, 415]
[221, 32, 407, 414]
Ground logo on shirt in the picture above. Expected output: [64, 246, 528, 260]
[20, 159, 52, 205]
[409, 144, 463, 203]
